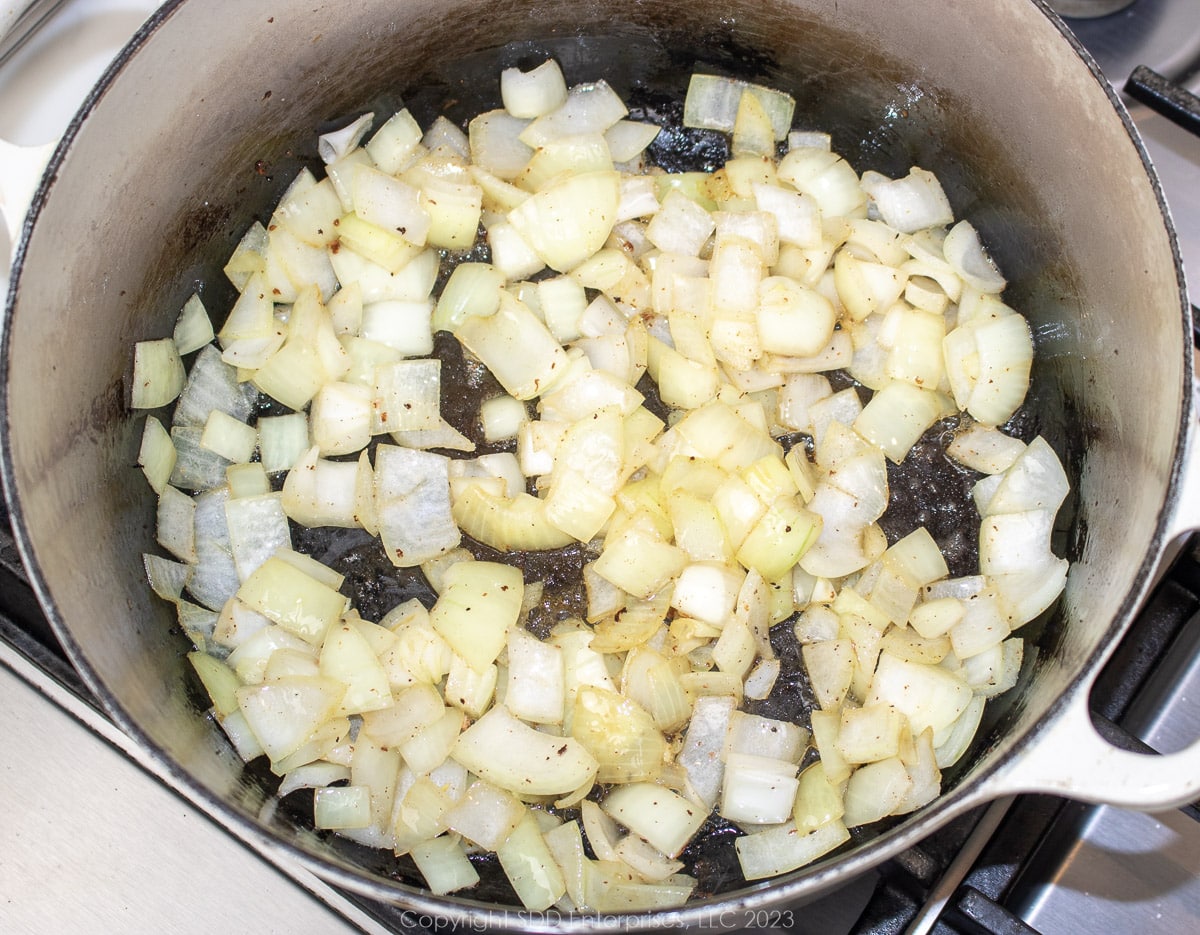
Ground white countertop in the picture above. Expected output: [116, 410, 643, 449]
[0, 639, 385, 934]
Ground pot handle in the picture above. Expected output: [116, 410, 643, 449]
[0, 137, 54, 264]
[987, 668, 1200, 810]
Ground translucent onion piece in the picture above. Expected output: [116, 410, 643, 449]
[374, 445, 460, 568]
[507, 170, 621, 273]
[864, 167, 954, 234]
[684, 74, 796, 140]
[501, 59, 568, 119]
[318, 112, 374, 164]
[943, 220, 1006, 293]
[453, 706, 598, 796]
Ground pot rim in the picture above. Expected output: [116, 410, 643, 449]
[0, 0, 1193, 928]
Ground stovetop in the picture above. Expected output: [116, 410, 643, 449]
[2, 3, 1200, 934]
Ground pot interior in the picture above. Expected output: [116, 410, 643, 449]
[2, 0, 1188, 919]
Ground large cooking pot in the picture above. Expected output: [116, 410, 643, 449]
[4, 0, 1200, 928]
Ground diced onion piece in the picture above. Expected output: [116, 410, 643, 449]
[454, 291, 569, 400]
[429, 560, 523, 672]
[720, 752, 800, 825]
[480, 394, 528, 443]
[187, 652, 238, 715]
[992, 558, 1068, 626]
[802, 639, 855, 710]
[501, 59, 569, 119]
[731, 89, 777, 158]
[496, 811, 567, 911]
[519, 133, 613, 192]
[144, 553, 192, 603]
[200, 410, 257, 463]
[351, 165, 430, 246]
[468, 109, 534, 180]
[422, 115, 469, 156]
[410, 835, 480, 896]
[320, 619, 393, 715]
[793, 761, 845, 833]
[669, 562, 744, 627]
[314, 785, 372, 830]
[131, 337, 186, 409]
[571, 686, 667, 783]
[318, 112, 374, 164]
[371, 358, 441, 434]
[175, 345, 257, 427]
[138, 416, 177, 494]
[452, 705, 598, 796]
[223, 222, 267, 291]
[309, 381, 372, 456]
[237, 555, 347, 645]
[837, 704, 905, 764]
[282, 447, 361, 528]
[983, 436, 1069, 516]
[224, 493, 291, 581]
[519, 80, 629, 148]
[979, 508, 1057, 577]
[613, 833, 685, 884]
[174, 293, 215, 355]
[947, 422, 1027, 474]
[736, 817, 850, 881]
[602, 782, 707, 859]
[967, 313, 1034, 426]
[933, 694, 986, 769]
[444, 778, 526, 850]
[374, 445, 460, 568]
[864, 167, 954, 234]
[756, 276, 837, 357]
[833, 250, 906, 321]
[257, 412, 309, 474]
[777, 147, 866, 218]
[943, 219, 1006, 294]
[156, 485, 197, 563]
[451, 482, 575, 552]
[684, 74, 796, 140]
[275, 174, 345, 248]
[235, 674, 345, 762]
[645, 191, 716, 257]
[606, 119, 662, 163]
[592, 514, 688, 600]
[677, 694, 736, 808]
[504, 626, 565, 725]
[854, 382, 944, 464]
[842, 756, 912, 827]
[432, 262, 504, 333]
[365, 108, 423, 174]
[867, 651, 972, 736]
[507, 170, 621, 273]
[735, 496, 822, 581]
[421, 177, 483, 250]
[277, 760, 350, 798]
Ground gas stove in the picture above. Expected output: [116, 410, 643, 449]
[1, 3, 1199, 934]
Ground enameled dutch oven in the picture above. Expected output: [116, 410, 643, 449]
[3, 0, 1200, 930]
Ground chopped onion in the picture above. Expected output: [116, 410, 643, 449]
[943, 220, 1006, 294]
[455, 705, 598, 796]
[131, 337, 186, 409]
[134, 58, 1073, 906]
[684, 74, 795, 141]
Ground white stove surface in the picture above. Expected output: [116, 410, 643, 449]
[0, 3, 1198, 935]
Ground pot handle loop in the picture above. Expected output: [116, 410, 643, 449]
[988, 677, 1200, 810]
[0, 136, 55, 264]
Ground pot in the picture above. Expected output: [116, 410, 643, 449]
[2, 0, 1199, 928]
